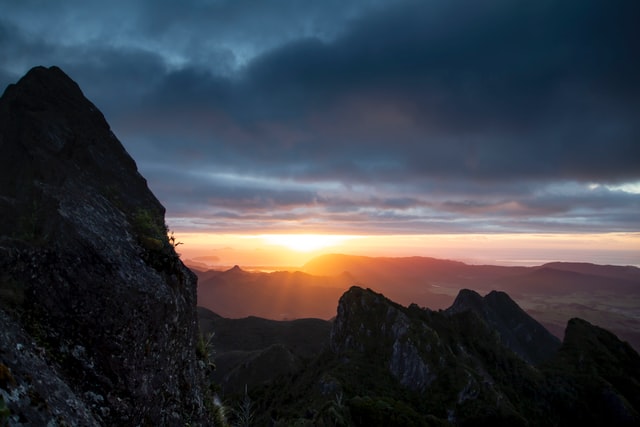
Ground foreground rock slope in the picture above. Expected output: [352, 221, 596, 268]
[0, 66, 208, 425]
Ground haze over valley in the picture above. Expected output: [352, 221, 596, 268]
[191, 254, 640, 353]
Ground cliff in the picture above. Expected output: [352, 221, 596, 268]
[0, 66, 208, 425]
[329, 286, 538, 424]
[328, 286, 640, 425]
[255, 286, 640, 425]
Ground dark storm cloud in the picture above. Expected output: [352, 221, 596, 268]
[2, 0, 639, 233]
[139, 166, 322, 213]
[122, 0, 640, 184]
[277, 0, 640, 180]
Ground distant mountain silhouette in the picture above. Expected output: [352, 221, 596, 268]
[196, 265, 353, 319]
[540, 261, 640, 281]
[494, 266, 640, 295]
[303, 254, 639, 297]
[196, 254, 640, 351]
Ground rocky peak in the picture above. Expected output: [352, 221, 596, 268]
[447, 288, 486, 314]
[0, 66, 208, 425]
[329, 285, 640, 423]
[548, 318, 640, 423]
[225, 265, 248, 276]
[559, 318, 640, 383]
[331, 286, 408, 354]
[331, 286, 444, 391]
[446, 288, 560, 364]
[0, 66, 162, 239]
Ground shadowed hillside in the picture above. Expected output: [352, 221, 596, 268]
[196, 265, 353, 319]
[198, 307, 331, 394]
[245, 286, 640, 426]
[194, 254, 640, 351]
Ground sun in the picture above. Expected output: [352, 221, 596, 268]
[259, 234, 358, 252]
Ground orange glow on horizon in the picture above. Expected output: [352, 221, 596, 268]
[253, 234, 363, 252]
[173, 231, 640, 270]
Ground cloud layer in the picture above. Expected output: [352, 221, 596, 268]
[2, 0, 639, 233]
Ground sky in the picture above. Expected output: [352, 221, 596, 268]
[2, 0, 639, 266]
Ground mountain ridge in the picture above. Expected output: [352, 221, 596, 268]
[194, 253, 640, 350]
[251, 285, 640, 425]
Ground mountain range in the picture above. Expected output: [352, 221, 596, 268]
[201, 286, 640, 426]
[193, 254, 640, 351]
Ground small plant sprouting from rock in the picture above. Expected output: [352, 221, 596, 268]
[133, 209, 166, 242]
[169, 230, 182, 249]
[233, 385, 255, 427]
[210, 395, 230, 427]
[197, 332, 216, 368]
[132, 209, 183, 273]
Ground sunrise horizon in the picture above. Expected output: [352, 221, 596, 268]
[5, 1, 638, 271]
[174, 230, 640, 271]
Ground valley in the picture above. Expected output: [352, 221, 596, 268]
[197, 285, 640, 426]
[192, 254, 640, 351]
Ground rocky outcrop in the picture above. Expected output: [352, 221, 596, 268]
[0, 66, 208, 425]
[330, 286, 441, 391]
[547, 318, 640, 424]
[446, 289, 561, 364]
[329, 287, 541, 423]
[326, 286, 640, 426]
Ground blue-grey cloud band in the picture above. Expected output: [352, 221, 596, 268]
[1, 0, 638, 233]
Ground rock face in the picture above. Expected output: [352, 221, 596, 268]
[549, 318, 640, 424]
[330, 286, 442, 391]
[0, 66, 208, 425]
[329, 286, 540, 424]
[322, 286, 640, 426]
[446, 288, 561, 364]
